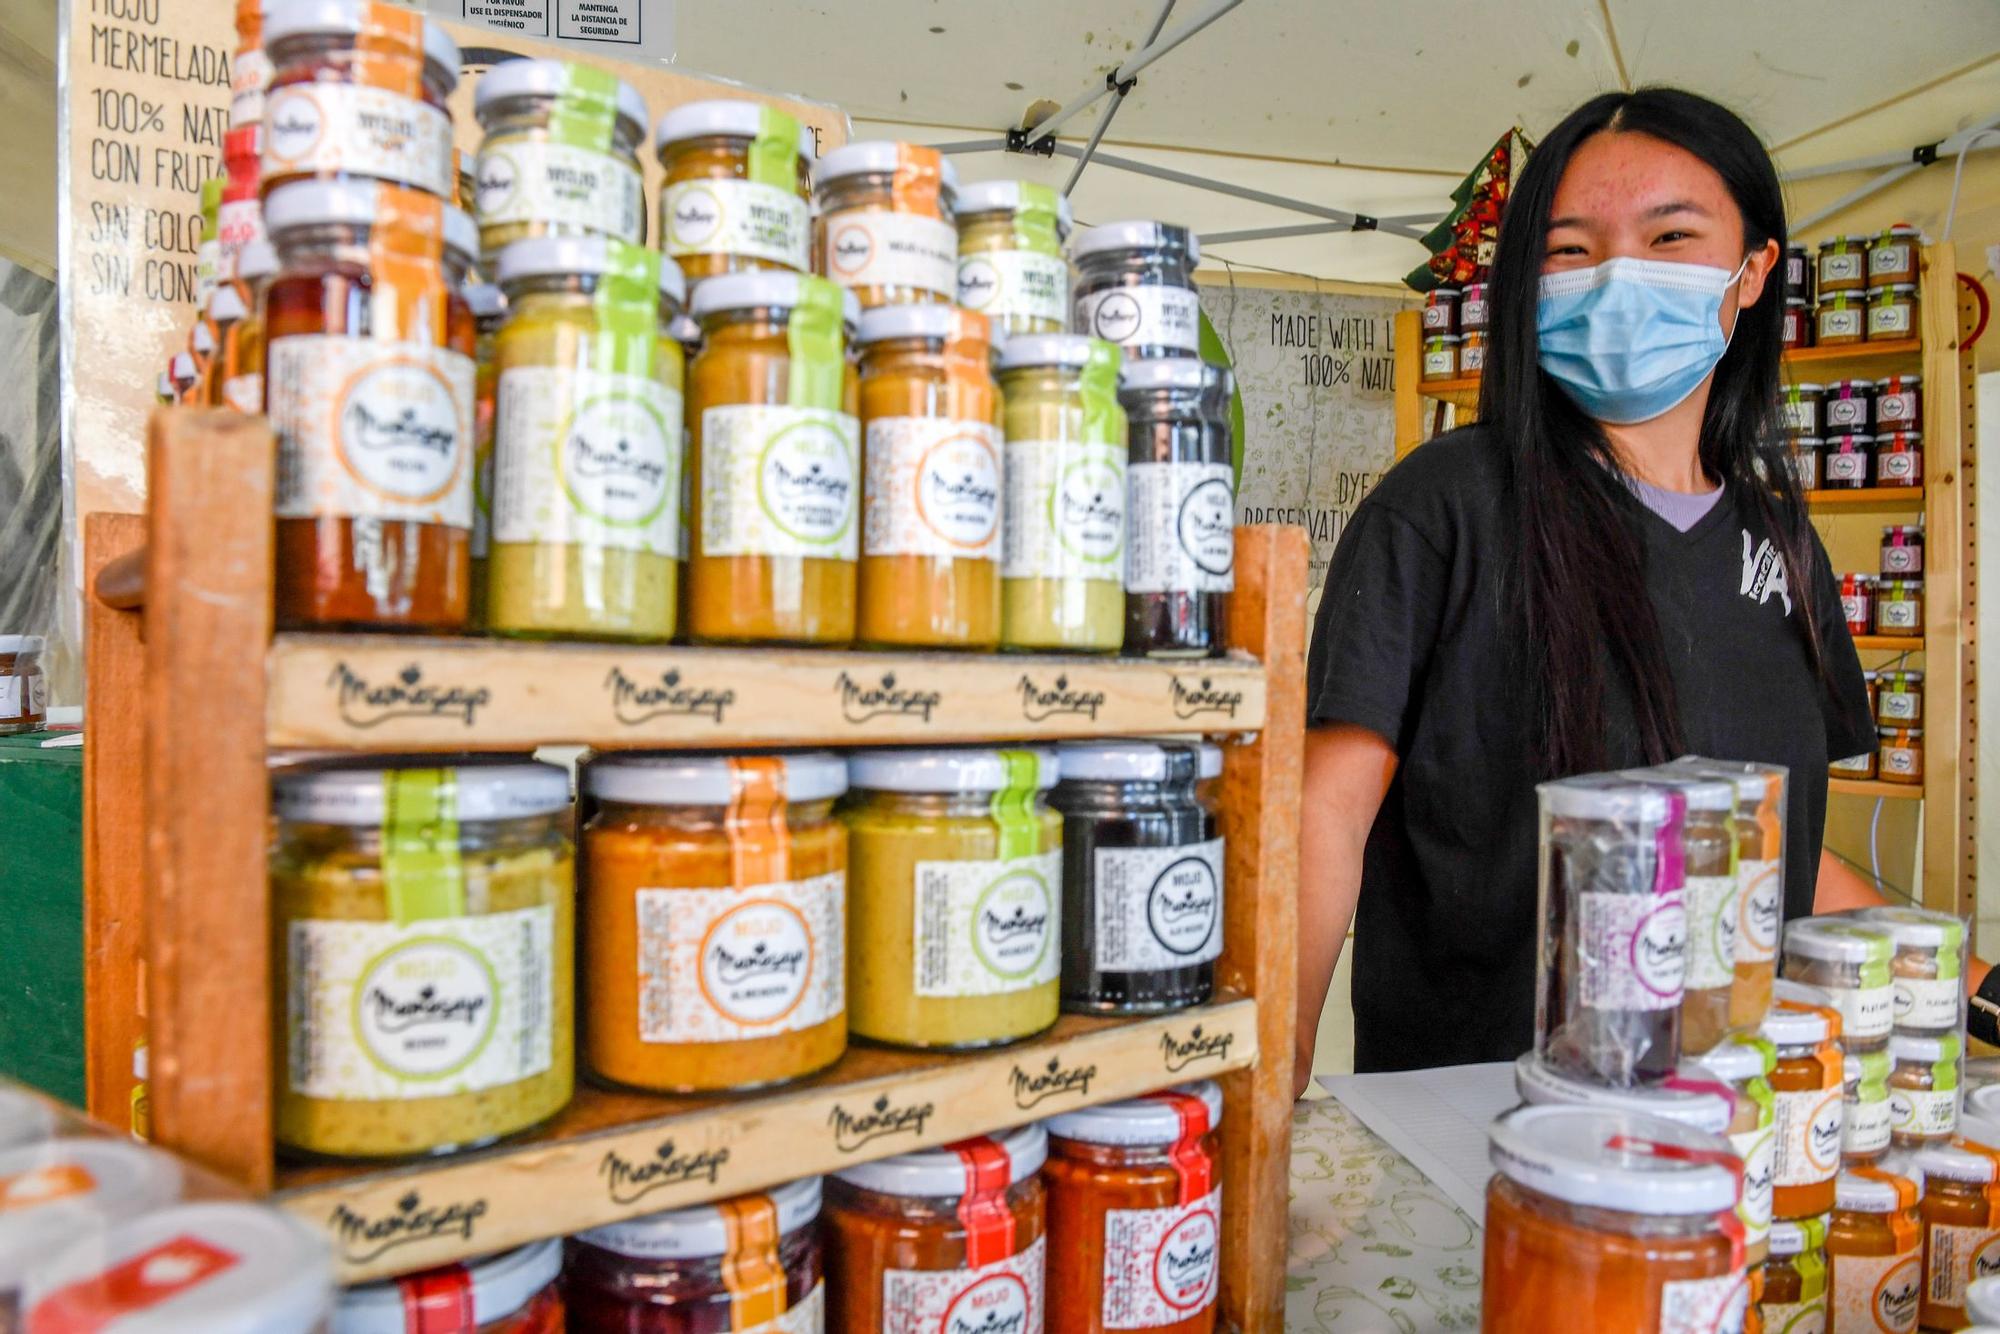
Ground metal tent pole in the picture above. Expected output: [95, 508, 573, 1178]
[1063, 0, 1178, 195]
[1021, 0, 1244, 149]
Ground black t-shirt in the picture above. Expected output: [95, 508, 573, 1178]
[1306, 427, 1876, 1073]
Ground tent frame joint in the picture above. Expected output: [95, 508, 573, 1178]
[1006, 126, 1058, 158]
[1351, 215, 1379, 233]
[1106, 69, 1139, 97]
[1913, 141, 1942, 167]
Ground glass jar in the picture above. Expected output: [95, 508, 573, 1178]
[1828, 1168, 1922, 1332]
[1071, 221, 1202, 360]
[1512, 1052, 1733, 1134]
[1876, 430, 1923, 486]
[1873, 669, 1924, 730]
[1875, 374, 1922, 431]
[1817, 291, 1866, 347]
[270, 760, 574, 1160]
[1832, 749, 1878, 781]
[1790, 436, 1823, 490]
[1888, 1033, 1961, 1149]
[1868, 284, 1920, 341]
[1912, 1144, 2000, 1329]
[996, 334, 1128, 653]
[200, 281, 249, 409]
[1420, 333, 1461, 380]
[336, 1239, 564, 1331]
[219, 238, 278, 415]
[654, 99, 815, 282]
[1120, 357, 1234, 659]
[1876, 578, 1923, 635]
[1880, 727, 1925, 786]
[1051, 742, 1221, 1015]
[1782, 297, 1813, 351]
[579, 752, 847, 1094]
[563, 1178, 823, 1329]
[1858, 904, 1963, 1034]
[1696, 1034, 1779, 1267]
[1840, 574, 1875, 636]
[955, 179, 1073, 338]
[1460, 329, 1489, 375]
[487, 237, 687, 640]
[1534, 776, 1687, 1086]
[0, 1137, 182, 1320]
[1461, 282, 1490, 332]
[264, 179, 479, 631]
[1781, 382, 1823, 437]
[1782, 917, 1895, 1049]
[1821, 432, 1873, 489]
[1821, 379, 1871, 434]
[686, 271, 861, 645]
[815, 141, 959, 309]
[232, 0, 270, 130]
[1764, 1003, 1845, 1221]
[1482, 1105, 1748, 1334]
[1817, 236, 1870, 295]
[465, 280, 505, 628]
[261, 0, 458, 197]
[1879, 525, 1923, 578]
[220, 123, 264, 281]
[826, 1125, 1048, 1331]
[1784, 244, 1814, 302]
[1846, 1049, 1893, 1164]
[840, 748, 1062, 1049]
[0, 635, 47, 736]
[1422, 287, 1460, 335]
[855, 303, 1003, 650]
[1045, 1083, 1223, 1332]
[1759, 1214, 1829, 1334]
[1869, 226, 1922, 286]
[471, 59, 648, 258]
[1623, 767, 1738, 1056]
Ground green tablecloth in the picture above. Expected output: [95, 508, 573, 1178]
[0, 730, 83, 1106]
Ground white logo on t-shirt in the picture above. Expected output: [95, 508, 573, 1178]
[1739, 530, 1793, 616]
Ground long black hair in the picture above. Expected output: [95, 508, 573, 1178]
[1478, 86, 1826, 776]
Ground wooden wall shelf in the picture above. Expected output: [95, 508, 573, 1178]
[1831, 778, 1924, 801]
[1806, 487, 1925, 512]
[1852, 635, 1925, 652]
[1782, 338, 1923, 377]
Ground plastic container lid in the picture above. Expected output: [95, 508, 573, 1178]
[494, 235, 687, 307]
[1070, 219, 1200, 266]
[1826, 432, 1875, 445]
[0, 1138, 184, 1288]
[0, 634, 49, 656]
[0, 1088, 57, 1150]
[1970, 1275, 2000, 1321]
[955, 179, 1075, 232]
[1783, 916, 1894, 966]
[1513, 1053, 1733, 1134]
[473, 59, 647, 136]
[1487, 1105, 1739, 1214]
[236, 238, 279, 283]
[273, 760, 571, 824]
[1663, 757, 1775, 803]
[573, 1178, 821, 1261]
[1617, 768, 1735, 812]
[1878, 727, 1924, 739]
[263, 0, 461, 85]
[854, 302, 991, 346]
[1835, 1168, 1917, 1213]
[1537, 774, 1671, 823]
[1690, 1035, 1775, 1084]
[1198, 743, 1223, 780]
[1788, 382, 1827, 394]
[1056, 741, 1203, 784]
[208, 283, 248, 323]
[994, 332, 1117, 373]
[584, 751, 847, 805]
[464, 282, 505, 320]
[1043, 1081, 1222, 1147]
[1876, 375, 1922, 387]
[816, 141, 960, 195]
[847, 747, 1058, 795]
[834, 1123, 1047, 1197]
[1767, 1213, 1828, 1257]
[1889, 1031, 1960, 1066]
[263, 180, 478, 264]
[1858, 903, 1960, 950]
[653, 99, 818, 159]
[333, 1239, 560, 1330]
[688, 271, 861, 328]
[1760, 1003, 1834, 1048]
[1868, 284, 1920, 295]
[1879, 577, 1925, 589]
[1119, 357, 1232, 393]
[23, 1202, 332, 1332]
[1914, 1144, 1995, 1184]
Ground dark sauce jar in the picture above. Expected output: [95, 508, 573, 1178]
[1118, 357, 1235, 659]
[1052, 741, 1222, 1014]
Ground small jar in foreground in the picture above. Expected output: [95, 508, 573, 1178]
[1913, 1143, 2000, 1330]
[1758, 1214, 1829, 1334]
[955, 179, 1073, 337]
[1887, 1031, 1961, 1149]
[1120, 357, 1236, 659]
[1763, 1003, 1844, 1222]
[472, 59, 648, 257]
[336, 1239, 564, 1332]
[815, 141, 960, 309]
[0, 636, 46, 736]
[1781, 916, 1894, 1049]
[1695, 1033, 1778, 1267]
[1666, 758, 1785, 1030]
[1072, 221, 1202, 360]
[1845, 1048, 1893, 1164]
[654, 99, 815, 281]
[1826, 1167, 1922, 1333]
[1622, 766, 1738, 1057]
[1857, 902, 1963, 1033]
[1512, 1051, 1732, 1136]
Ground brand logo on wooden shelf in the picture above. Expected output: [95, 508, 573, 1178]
[328, 1191, 488, 1265]
[328, 662, 491, 729]
[828, 1093, 935, 1153]
[603, 666, 736, 726]
[598, 1139, 732, 1207]
[1160, 1023, 1234, 1073]
[1008, 1053, 1098, 1110]
[835, 671, 941, 725]
[1016, 673, 1106, 723]
[1169, 675, 1244, 721]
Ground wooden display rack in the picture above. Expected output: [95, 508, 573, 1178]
[1390, 244, 1978, 918]
[80, 413, 1306, 1330]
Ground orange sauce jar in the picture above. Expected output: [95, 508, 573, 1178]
[655, 100, 815, 282]
[1758, 1214, 1829, 1334]
[856, 303, 1002, 649]
[580, 752, 847, 1094]
[1914, 1144, 2000, 1328]
[1827, 1166, 1922, 1332]
[815, 142, 960, 310]
[1763, 1003, 1845, 1221]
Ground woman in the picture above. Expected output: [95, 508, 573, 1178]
[1295, 87, 1909, 1091]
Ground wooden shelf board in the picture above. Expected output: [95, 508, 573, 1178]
[274, 997, 1259, 1281]
[1415, 376, 1480, 411]
[266, 636, 1269, 749]
[1783, 338, 1923, 377]
[1830, 777, 1923, 801]
[1852, 635, 1924, 652]
[1806, 487, 1925, 512]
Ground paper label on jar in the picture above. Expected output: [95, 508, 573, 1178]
[1878, 450, 1918, 482]
[1842, 593, 1871, 627]
[1823, 397, 1867, 430]
[1820, 308, 1863, 340]
[663, 178, 811, 270]
[958, 249, 1068, 326]
[1870, 303, 1914, 338]
[1124, 461, 1234, 595]
[1844, 1092, 1892, 1155]
[1888, 1085, 1957, 1138]
[1460, 342, 1486, 373]
[286, 906, 554, 1100]
[1002, 439, 1126, 584]
[1772, 1086, 1844, 1186]
[1824, 451, 1867, 483]
[912, 849, 1062, 998]
[1782, 399, 1819, 433]
[633, 872, 843, 1044]
[1892, 974, 1955, 1028]
[216, 198, 263, 276]
[1832, 983, 1895, 1040]
[1870, 244, 1914, 279]
[1729, 1123, 1775, 1248]
[882, 1235, 1046, 1333]
[699, 404, 860, 560]
[1877, 391, 1919, 426]
[492, 367, 683, 556]
[1739, 862, 1781, 963]
[1575, 891, 1687, 1011]
[1101, 1189, 1221, 1327]
[1683, 874, 1741, 991]
[1881, 745, 1920, 779]
[1821, 252, 1866, 284]
[1758, 1300, 1826, 1334]
[1880, 545, 1921, 576]
[1659, 1270, 1749, 1334]
[1877, 598, 1920, 632]
[230, 48, 270, 130]
[1876, 688, 1920, 723]
[0, 677, 21, 722]
[748, 1281, 824, 1333]
[823, 210, 958, 299]
[221, 372, 262, 415]
[1093, 839, 1224, 972]
[263, 83, 454, 195]
[1926, 1224, 2000, 1307]
[269, 335, 475, 528]
[1077, 285, 1202, 354]
[1462, 295, 1488, 327]
[1831, 1250, 1920, 1332]
[1421, 348, 1456, 377]
[862, 417, 1003, 560]
[476, 141, 645, 242]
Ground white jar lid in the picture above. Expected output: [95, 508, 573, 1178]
[1784, 916, 1894, 966]
[332, 1239, 559, 1331]
[1767, 1213, 1828, 1257]
[1889, 1031, 1960, 1066]
[653, 99, 818, 159]
[0, 1138, 183, 1286]
[854, 302, 989, 346]
[236, 239, 279, 283]
[1198, 743, 1222, 780]
[688, 271, 860, 328]
[24, 1202, 332, 1333]
[1858, 903, 1960, 950]
[585, 751, 846, 805]
[0, 635, 47, 655]
[1537, 774, 1671, 822]
[473, 59, 647, 138]
[1760, 1002, 1833, 1048]
[0, 1088, 56, 1150]
[189, 323, 216, 359]
[994, 332, 1114, 373]
[1487, 1105, 1739, 1214]
[1788, 382, 1827, 393]
[955, 179, 1074, 233]
[1834, 1168, 1915, 1213]
[1616, 767, 1735, 812]
[1868, 284, 1920, 295]
[1971, 1276, 2000, 1321]
[207, 283, 248, 323]
[1914, 1144, 1995, 1184]
[1688, 1035, 1774, 1084]
[1070, 219, 1200, 265]
[815, 141, 960, 197]
[170, 353, 197, 383]
[1045, 1082, 1221, 1147]
[1118, 357, 1230, 393]
[273, 760, 571, 824]
[1512, 1053, 1733, 1134]
[834, 1123, 1047, 1197]
[1876, 375, 1921, 387]
[264, 0, 460, 87]
[494, 235, 687, 307]
[464, 282, 505, 321]
[1664, 758, 1775, 803]
[848, 747, 1058, 794]
[264, 180, 478, 267]
[1826, 433, 1875, 445]
[1056, 741, 1204, 784]
[573, 1177, 821, 1261]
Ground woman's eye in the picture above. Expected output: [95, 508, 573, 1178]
[1655, 230, 1693, 244]
[1546, 243, 1588, 258]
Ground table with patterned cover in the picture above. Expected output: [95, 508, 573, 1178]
[1286, 1097, 1484, 1332]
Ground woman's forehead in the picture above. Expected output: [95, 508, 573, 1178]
[1549, 131, 1736, 227]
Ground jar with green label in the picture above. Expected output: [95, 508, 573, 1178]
[996, 335, 1128, 653]
[840, 748, 1062, 1049]
[1845, 1048, 1892, 1162]
[655, 100, 816, 283]
[472, 59, 648, 258]
[954, 180, 1072, 338]
[270, 760, 574, 1160]
[1760, 1214, 1829, 1333]
[487, 237, 687, 640]
[1694, 1032, 1777, 1266]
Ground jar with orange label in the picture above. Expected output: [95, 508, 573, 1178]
[1880, 727, 1925, 786]
[815, 142, 960, 309]
[263, 179, 478, 631]
[1827, 1167, 1922, 1333]
[1764, 1004, 1846, 1221]
[261, 0, 459, 199]
[1668, 759, 1786, 1030]
[580, 752, 847, 1094]
[655, 100, 816, 283]
[1912, 1144, 2000, 1328]
[855, 303, 1002, 649]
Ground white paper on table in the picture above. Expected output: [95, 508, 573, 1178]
[1317, 1061, 1518, 1225]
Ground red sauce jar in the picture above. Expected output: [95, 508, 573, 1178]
[1821, 433, 1873, 489]
[1781, 298, 1812, 351]
[220, 123, 264, 280]
[1422, 287, 1460, 335]
[1876, 430, 1923, 488]
[264, 178, 478, 630]
[563, 1177, 824, 1330]
[334, 1239, 565, 1331]
[1881, 525, 1923, 577]
[1045, 1082, 1222, 1333]
[1840, 574, 1875, 638]
[1822, 379, 1872, 434]
[826, 1124, 1047, 1333]
[1874, 375, 1922, 432]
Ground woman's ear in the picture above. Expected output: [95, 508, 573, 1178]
[1736, 238, 1783, 310]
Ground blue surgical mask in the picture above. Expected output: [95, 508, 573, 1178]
[1535, 256, 1750, 424]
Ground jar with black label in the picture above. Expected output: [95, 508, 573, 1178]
[1818, 291, 1866, 346]
[1822, 433, 1873, 489]
[1422, 287, 1460, 335]
[1880, 526, 1922, 577]
[1071, 221, 1202, 360]
[1874, 375, 1921, 431]
[1823, 379, 1872, 433]
[1461, 282, 1490, 331]
[1051, 742, 1222, 1015]
[1875, 578, 1923, 635]
[1780, 382, 1823, 437]
[1782, 298, 1813, 351]
[1868, 225, 1921, 287]
[1784, 244, 1813, 303]
[1119, 357, 1233, 659]
[1818, 236, 1870, 294]
[1421, 333, 1461, 381]
[1876, 430, 1923, 487]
